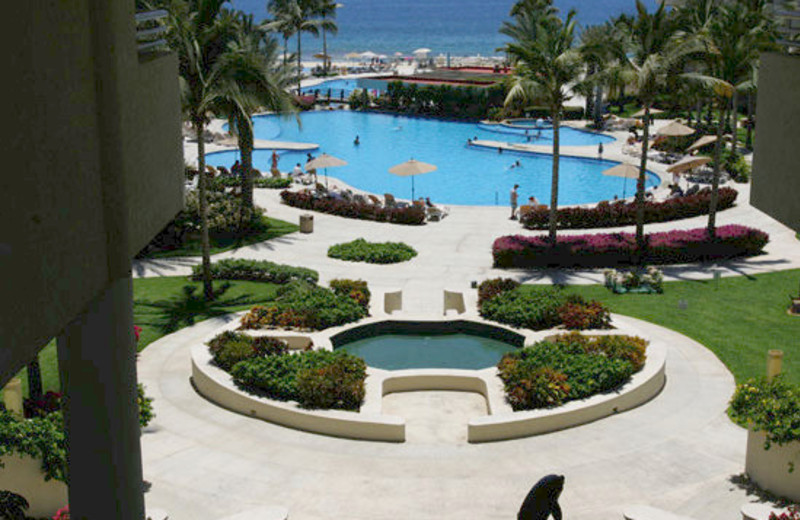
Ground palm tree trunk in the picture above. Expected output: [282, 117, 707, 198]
[548, 107, 561, 245]
[283, 35, 288, 65]
[195, 119, 214, 301]
[745, 92, 754, 150]
[730, 89, 738, 156]
[237, 117, 255, 225]
[322, 22, 328, 75]
[635, 105, 651, 258]
[297, 32, 302, 93]
[594, 86, 603, 126]
[27, 357, 43, 401]
[707, 103, 727, 239]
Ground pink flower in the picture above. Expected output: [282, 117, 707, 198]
[134, 325, 142, 342]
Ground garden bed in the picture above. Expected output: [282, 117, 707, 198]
[328, 238, 417, 264]
[280, 190, 426, 225]
[493, 225, 769, 268]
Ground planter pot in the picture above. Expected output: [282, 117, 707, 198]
[746, 429, 800, 501]
[0, 454, 68, 518]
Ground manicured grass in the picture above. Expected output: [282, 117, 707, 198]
[143, 216, 298, 259]
[552, 269, 800, 385]
[9, 277, 282, 398]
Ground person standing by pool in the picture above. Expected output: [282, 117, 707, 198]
[510, 184, 519, 220]
[271, 150, 279, 174]
[598, 142, 604, 158]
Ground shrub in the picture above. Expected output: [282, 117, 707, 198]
[729, 376, 800, 449]
[240, 281, 367, 331]
[0, 490, 29, 519]
[23, 391, 62, 419]
[327, 238, 418, 264]
[557, 299, 611, 330]
[280, 190, 426, 225]
[254, 177, 292, 189]
[524, 106, 584, 120]
[185, 189, 267, 237]
[231, 350, 366, 409]
[208, 331, 288, 370]
[329, 279, 371, 313]
[138, 383, 155, 428]
[295, 355, 367, 410]
[192, 258, 318, 284]
[520, 187, 738, 230]
[493, 225, 769, 268]
[479, 287, 567, 330]
[497, 333, 647, 410]
[0, 411, 67, 482]
[477, 278, 521, 306]
[604, 267, 664, 293]
[252, 336, 290, 357]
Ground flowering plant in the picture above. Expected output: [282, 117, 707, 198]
[770, 505, 800, 520]
[53, 504, 69, 520]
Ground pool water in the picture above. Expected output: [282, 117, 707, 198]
[206, 111, 658, 206]
[300, 79, 362, 98]
[335, 332, 516, 370]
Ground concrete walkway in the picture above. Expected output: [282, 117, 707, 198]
[139, 313, 750, 520]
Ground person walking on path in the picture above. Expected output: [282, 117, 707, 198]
[598, 142, 604, 158]
[510, 184, 519, 220]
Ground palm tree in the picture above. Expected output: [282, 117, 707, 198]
[579, 22, 627, 126]
[165, 0, 239, 300]
[265, 0, 297, 66]
[214, 13, 296, 225]
[315, 0, 340, 75]
[501, 5, 584, 243]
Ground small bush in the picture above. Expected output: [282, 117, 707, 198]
[138, 383, 155, 428]
[208, 331, 260, 370]
[557, 299, 611, 330]
[729, 376, 800, 448]
[329, 279, 371, 313]
[281, 190, 426, 225]
[328, 238, 418, 264]
[252, 336, 290, 357]
[549, 332, 648, 371]
[477, 278, 521, 306]
[0, 411, 67, 482]
[254, 177, 292, 189]
[192, 258, 318, 284]
[496, 361, 571, 410]
[479, 287, 568, 330]
[296, 355, 367, 410]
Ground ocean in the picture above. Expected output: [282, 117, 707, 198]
[230, 0, 659, 59]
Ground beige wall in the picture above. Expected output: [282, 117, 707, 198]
[746, 429, 800, 502]
[751, 53, 800, 233]
[0, 2, 182, 385]
[0, 455, 68, 518]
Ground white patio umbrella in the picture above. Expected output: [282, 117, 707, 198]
[657, 120, 696, 137]
[360, 51, 378, 60]
[666, 156, 712, 174]
[306, 153, 347, 187]
[686, 135, 718, 153]
[602, 162, 640, 199]
[389, 159, 437, 200]
[412, 48, 431, 55]
[632, 107, 664, 118]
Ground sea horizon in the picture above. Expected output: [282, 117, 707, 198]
[231, 0, 660, 59]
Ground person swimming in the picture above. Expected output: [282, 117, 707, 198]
[354, 135, 360, 145]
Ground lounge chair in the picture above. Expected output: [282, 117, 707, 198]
[685, 184, 700, 196]
[367, 194, 383, 207]
[384, 193, 397, 207]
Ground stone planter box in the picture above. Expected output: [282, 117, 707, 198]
[0, 454, 67, 518]
[746, 429, 800, 501]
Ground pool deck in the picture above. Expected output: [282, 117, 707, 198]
[136, 117, 800, 519]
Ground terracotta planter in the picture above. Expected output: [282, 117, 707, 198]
[746, 429, 800, 501]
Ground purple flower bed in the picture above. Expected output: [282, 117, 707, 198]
[493, 224, 769, 268]
[520, 187, 738, 230]
[280, 190, 426, 225]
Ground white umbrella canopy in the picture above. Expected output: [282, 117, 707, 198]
[360, 51, 378, 59]
[345, 52, 361, 59]
[412, 48, 431, 55]
[632, 107, 664, 118]
[306, 153, 347, 186]
[686, 135, 718, 153]
[389, 159, 437, 200]
[602, 162, 640, 199]
[666, 156, 712, 174]
[657, 120, 696, 137]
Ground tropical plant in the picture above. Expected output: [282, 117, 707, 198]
[313, 0, 340, 75]
[0, 490, 29, 520]
[501, 2, 584, 243]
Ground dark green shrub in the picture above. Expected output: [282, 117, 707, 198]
[477, 278, 521, 306]
[192, 258, 318, 284]
[327, 238, 417, 264]
[496, 360, 570, 410]
[231, 350, 365, 409]
[329, 279, 371, 313]
[0, 411, 67, 482]
[296, 354, 367, 410]
[479, 287, 567, 330]
[138, 383, 155, 428]
[252, 336, 289, 357]
[730, 376, 800, 449]
[254, 177, 292, 189]
[208, 331, 258, 370]
[0, 490, 29, 519]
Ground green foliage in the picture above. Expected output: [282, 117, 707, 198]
[718, 150, 751, 183]
[207, 331, 288, 370]
[557, 297, 612, 330]
[329, 279, 371, 313]
[0, 411, 67, 483]
[231, 350, 366, 409]
[376, 80, 506, 119]
[137, 383, 155, 428]
[479, 286, 568, 330]
[497, 333, 647, 410]
[477, 278, 521, 306]
[253, 177, 292, 189]
[730, 377, 800, 449]
[192, 258, 319, 284]
[327, 238, 417, 264]
[240, 281, 367, 330]
[296, 355, 367, 410]
[0, 490, 29, 520]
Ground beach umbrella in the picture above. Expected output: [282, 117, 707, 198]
[412, 48, 431, 55]
[345, 52, 361, 60]
[632, 107, 664, 118]
[389, 159, 437, 200]
[360, 51, 378, 59]
[657, 120, 696, 137]
[306, 153, 347, 187]
[666, 156, 712, 174]
[602, 162, 640, 199]
[686, 135, 718, 153]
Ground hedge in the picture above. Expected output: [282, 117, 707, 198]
[207, 331, 288, 371]
[191, 258, 319, 284]
[520, 187, 738, 230]
[493, 224, 769, 268]
[281, 190, 426, 225]
[328, 238, 418, 264]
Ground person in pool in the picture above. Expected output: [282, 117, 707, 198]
[354, 135, 360, 145]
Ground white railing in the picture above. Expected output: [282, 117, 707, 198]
[135, 9, 169, 55]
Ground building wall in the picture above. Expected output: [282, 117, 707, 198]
[751, 52, 800, 234]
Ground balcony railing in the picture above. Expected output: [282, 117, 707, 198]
[135, 9, 169, 55]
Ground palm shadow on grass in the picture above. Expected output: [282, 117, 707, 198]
[136, 282, 259, 335]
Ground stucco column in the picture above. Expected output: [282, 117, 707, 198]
[57, 274, 145, 520]
[2, 377, 24, 416]
[766, 349, 784, 382]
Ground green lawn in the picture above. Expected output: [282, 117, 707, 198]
[10, 277, 282, 398]
[142, 216, 298, 259]
[554, 269, 800, 385]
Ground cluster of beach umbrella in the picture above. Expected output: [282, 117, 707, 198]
[602, 109, 721, 197]
[343, 48, 431, 62]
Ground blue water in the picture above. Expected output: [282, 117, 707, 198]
[230, 0, 660, 58]
[300, 79, 363, 98]
[206, 111, 658, 206]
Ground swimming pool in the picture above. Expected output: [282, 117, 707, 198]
[206, 111, 659, 206]
[300, 78, 368, 98]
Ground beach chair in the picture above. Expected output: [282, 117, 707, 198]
[367, 194, 383, 207]
[384, 193, 397, 207]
